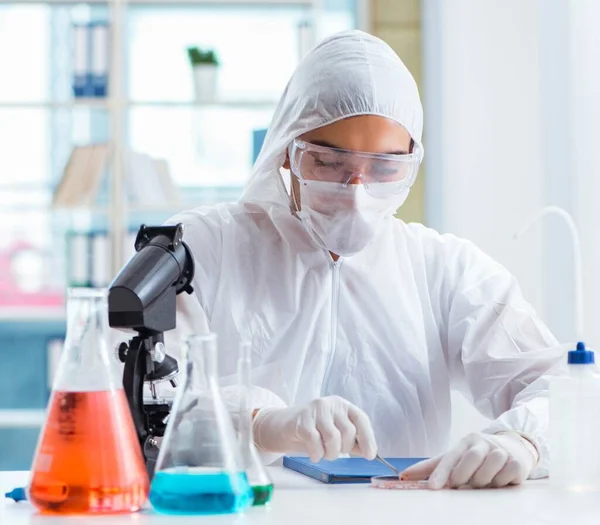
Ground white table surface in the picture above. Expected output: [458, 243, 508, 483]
[1, 468, 600, 525]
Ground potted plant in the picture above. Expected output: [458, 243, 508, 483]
[187, 46, 220, 103]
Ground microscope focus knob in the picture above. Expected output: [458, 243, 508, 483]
[150, 342, 166, 364]
[115, 342, 128, 363]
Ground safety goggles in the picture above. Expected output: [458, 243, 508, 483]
[288, 139, 421, 197]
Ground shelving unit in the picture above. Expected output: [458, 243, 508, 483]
[0, 0, 360, 470]
[84, 0, 318, 276]
[0, 310, 65, 321]
[0, 0, 359, 303]
[0, 410, 47, 428]
[1, 0, 323, 276]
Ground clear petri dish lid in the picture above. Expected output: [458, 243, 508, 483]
[371, 476, 431, 490]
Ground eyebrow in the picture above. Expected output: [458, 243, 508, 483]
[309, 139, 409, 155]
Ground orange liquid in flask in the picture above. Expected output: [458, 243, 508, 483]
[29, 389, 149, 514]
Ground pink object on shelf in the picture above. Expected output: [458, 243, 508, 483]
[0, 241, 64, 308]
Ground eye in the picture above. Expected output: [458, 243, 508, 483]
[384, 173, 406, 183]
[371, 165, 407, 180]
[314, 158, 343, 169]
[375, 168, 398, 177]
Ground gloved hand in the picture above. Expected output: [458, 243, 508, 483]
[252, 395, 377, 462]
[400, 432, 538, 489]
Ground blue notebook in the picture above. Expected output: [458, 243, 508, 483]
[283, 456, 426, 484]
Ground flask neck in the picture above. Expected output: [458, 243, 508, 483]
[238, 354, 252, 448]
[185, 334, 219, 389]
[56, 287, 116, 392]
[66, 288, 108, 343]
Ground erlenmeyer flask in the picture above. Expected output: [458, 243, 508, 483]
[29, 288, 149, 514]
[238, 341, 274, 505]
[149, 333, 253, 515]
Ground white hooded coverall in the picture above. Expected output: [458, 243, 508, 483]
[166, 30, 563, 478]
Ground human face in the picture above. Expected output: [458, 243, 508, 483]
[284, 116, 415, 259]
[284, 115, 413, 207]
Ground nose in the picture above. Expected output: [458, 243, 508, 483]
[346, 174, 364, 185]
[344, 161, 370, 185]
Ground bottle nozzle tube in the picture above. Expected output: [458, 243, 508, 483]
[514, 205, 584, 343]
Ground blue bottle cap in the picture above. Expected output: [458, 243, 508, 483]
[5, 487, 26, 502]
[568, 341, 595, 365]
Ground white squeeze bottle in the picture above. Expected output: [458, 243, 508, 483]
[516, 206, 600, 489]
[549, 341, 600, 491]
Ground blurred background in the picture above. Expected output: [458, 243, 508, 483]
[1, 0, 599, 469]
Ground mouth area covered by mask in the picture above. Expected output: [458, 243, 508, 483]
[293, 179, 410, 256]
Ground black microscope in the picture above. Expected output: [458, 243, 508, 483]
[107, 224, 195, 477]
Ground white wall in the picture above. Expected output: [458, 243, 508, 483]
[422, 0, 600, 439]
[423, 0, 544, 310]
[569, 1, 600, 353]
[422, 0, 544, 438]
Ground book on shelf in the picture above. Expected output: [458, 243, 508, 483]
[72, 21, 110, 98]
[66, 229, 137, 289]
[52, 143, 180, 210]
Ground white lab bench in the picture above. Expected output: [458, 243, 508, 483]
[1, 468, 599, 525]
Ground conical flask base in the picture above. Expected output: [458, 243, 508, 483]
[29, 389, 149, 514]
[149, 467, 253, 515]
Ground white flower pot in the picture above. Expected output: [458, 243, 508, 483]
[193, 64, 219, 103]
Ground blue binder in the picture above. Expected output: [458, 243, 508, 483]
[72, 21, 109, 98]
[252, 128, 267, 163]
[283, 456, 426, 484]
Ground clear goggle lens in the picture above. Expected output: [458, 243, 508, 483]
[288, 139, 421, 197]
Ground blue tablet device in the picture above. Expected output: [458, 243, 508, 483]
[283, 456, 426, 484]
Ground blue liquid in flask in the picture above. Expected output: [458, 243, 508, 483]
[149, 467, 253, 515]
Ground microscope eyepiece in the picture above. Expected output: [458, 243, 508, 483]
[108, 224, 195, 334]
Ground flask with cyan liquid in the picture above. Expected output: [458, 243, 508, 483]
[149, 333, 253, 515]
[29, 288, 149, 514]
[237, 341, 273, 505]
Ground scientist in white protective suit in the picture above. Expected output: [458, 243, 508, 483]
[166, 29, 565, 490]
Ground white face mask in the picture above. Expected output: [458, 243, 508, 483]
[293, 180, 409, 257]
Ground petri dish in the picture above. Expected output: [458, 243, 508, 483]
[371, 476, 431, 490]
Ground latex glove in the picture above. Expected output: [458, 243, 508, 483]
[252, 395, 377, 462]
[400, 432, 538, 489]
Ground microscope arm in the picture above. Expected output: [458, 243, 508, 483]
[121, 336, 148, 446]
